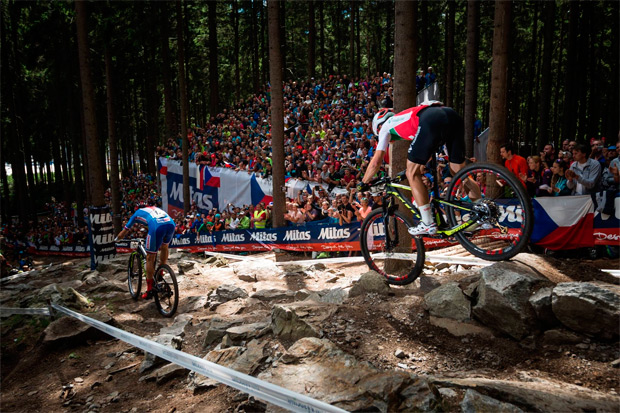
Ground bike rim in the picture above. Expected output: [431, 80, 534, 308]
[362, 212, 423, 284]
[129, 254, 141, 296]
[448, 166, 530, 257]
[154, 267, 176, 314]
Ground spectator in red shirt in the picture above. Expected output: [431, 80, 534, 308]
[500, 143, 528, 187]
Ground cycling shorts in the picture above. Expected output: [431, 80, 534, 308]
[145, 222, 175, 253]
[407, 106, 465, 165]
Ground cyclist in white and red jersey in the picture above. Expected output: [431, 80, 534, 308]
[115, 201, 175, 299]
[361, 102, 468, 236]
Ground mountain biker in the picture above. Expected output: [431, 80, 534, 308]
[361, 102, 474, 236]
[114, 201, 175, 299]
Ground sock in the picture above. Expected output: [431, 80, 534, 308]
[419, 204, 433, 225]
[146, 278, 154, 291]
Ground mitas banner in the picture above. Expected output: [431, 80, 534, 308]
[87, 206, 116, 269]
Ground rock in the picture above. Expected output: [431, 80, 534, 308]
[233, 261, 284, 281]
[610, 359, 620, 368]
[394, 349, 406, 359]
[429, 316, 495, 338]
[207, 285, 248, 309]
[430, 376, 619, 413]
[259, 338, 436, 412]
[416, 275, 442, 294]
[271, 302, 337, 341]
[237, 274, 257, 282]
[74, 377, 84, 383]
[438, 387, 458, 399]
[317, 288, 348, 305]
[179, 296, 208, 313]
[177, 260, 196, 275]
[43, 313, 114, 345]
[202, 317, 245, 348]
[139, 334, 183, 374]
[62, 288, 94, 308]
[424, 282, 471, 321]
[542, 329, 583, 345]
[552, 282, 620, 339]
[87, 280, 126, 294]
[472, 262, 551, 340]
[225, 321, 270, 342]
[349, 271, 391, 297]
[529, 287, 558, 328]
[250, 289, 296, 302]
[461, 389, 524, 413]
[159, 314, 193, 337]
[82, 271, 106, 286]
[140, 363, 188, 385]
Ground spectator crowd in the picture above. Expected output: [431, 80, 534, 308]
[3, 68, 619, 254]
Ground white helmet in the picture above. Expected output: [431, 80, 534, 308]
[372, 108, 394, 135]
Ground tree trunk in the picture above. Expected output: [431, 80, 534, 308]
[160, 2, 176, 139]
[75, 0, 105, 206]
[445, 0, 456, 107]
[318, 1, 325, 77]
[176, 0, 190, 213]
[464, 0, 479, 159]
[104, 47, 122, 235]
[537, 1, 554, 148]
[208, 1, 219, 116]
[279, 0, 286, 79]
[308, 0, 316, 79]
[349, 1, 355, 76]
[251, 0, 259, 92]
[487, 0, 511, 173]
[146, 42, 158, 176]
[420, 0, 428, 70]
[268, 0, 286, 229]
[561, 1, 579, 141]
[233, 0, 240, 101]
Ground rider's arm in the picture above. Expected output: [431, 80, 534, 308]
[363, 149, 385, 183]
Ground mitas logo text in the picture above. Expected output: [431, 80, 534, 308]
[221, 233, 245, 242]
[250, 232, 277, 242]
[283, 230, 311, 241]
[171, 237, 191, 246]
[318, 227, 350, 240]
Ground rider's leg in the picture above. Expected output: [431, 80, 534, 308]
[406, 161, 432, 224]
[160, 243, 169, 266]
[450, 161, 482, 201]
[143, 252, 156, 298]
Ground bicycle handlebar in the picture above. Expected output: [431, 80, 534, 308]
[367, 170, 407, 188]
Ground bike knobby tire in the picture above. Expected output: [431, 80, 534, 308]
[360, 209, 425, 285]
[446, 162, 534, 261]
[153, 264, 179, 317]
[127, 252, 143, 300]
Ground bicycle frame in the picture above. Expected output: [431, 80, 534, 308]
[376, 154, 483, 239]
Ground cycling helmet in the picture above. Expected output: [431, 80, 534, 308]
[372, 108, 394, 135]
[136, 201, 148, 210]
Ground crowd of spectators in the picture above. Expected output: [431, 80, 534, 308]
[3, 68, 618, 256]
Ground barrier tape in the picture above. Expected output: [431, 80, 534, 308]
[0, 307, 51, 316]
[50, 304, 346, 413]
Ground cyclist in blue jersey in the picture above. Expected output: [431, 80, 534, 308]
[115, 201, 176, 299]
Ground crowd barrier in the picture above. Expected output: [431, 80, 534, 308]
[0, 303, 346, 413]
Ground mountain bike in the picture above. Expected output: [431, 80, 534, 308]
[126, 239, 179, 317]
[359, 156, 533, 285]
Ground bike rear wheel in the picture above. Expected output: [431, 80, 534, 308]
[360, 209, 425, 285]
[445, 162, 533, 261]
[127, 252, 143, 300]
[153, 264, 179, 317]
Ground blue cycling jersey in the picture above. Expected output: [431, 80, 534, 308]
[125, 207, 173, 230]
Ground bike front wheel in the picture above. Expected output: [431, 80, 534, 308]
[153, 264, 179, 317]
[127, 252, 143, 300]
[360, 209, 425, 285]
[445, 162, 533, 261]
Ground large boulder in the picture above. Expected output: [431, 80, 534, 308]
[259, 338, 436, 412]
[472, 262, 551, 340]
[551, 282, 620, 339]
[461, 389, 524, 413]
[206, 284, 248, 309]
[43, 312, 114, 346]
[424, 282, 471, 321]
[271, 302, 337, 341]
[349, 271, 391, 297]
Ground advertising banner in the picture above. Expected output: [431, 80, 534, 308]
[87, 206, 116, 269]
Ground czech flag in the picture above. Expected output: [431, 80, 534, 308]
[223, 161, 236, 169]
[158, 157, 168, 176]
[198, 165, 220, 191]
[531, 196, 595, 250]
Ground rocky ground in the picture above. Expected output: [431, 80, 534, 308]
[0, 249, 618, 413]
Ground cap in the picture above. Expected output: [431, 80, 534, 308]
[215, 214, 221, 218]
